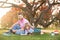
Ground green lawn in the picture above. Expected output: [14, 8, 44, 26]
[0, 30, 60, 40]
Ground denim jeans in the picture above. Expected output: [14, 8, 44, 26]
[12, 24, 21, 30]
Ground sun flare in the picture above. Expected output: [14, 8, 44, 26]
[0, 8, 11, 19]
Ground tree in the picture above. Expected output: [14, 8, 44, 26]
[0, 0, 60, 28]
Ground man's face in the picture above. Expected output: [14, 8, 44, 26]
[18, 15, 23, 20]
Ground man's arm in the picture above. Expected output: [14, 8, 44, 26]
[25, 19, 34, 28]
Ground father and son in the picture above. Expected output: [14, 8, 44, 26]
[9, 14, 34, 35]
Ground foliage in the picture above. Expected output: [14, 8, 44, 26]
[0, 0, 60, 28]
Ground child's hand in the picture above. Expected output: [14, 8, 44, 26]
[31, 26, 34, 29]
[21, 28, 24, 30]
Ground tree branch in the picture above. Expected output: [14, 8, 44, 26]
[35, 1, 46, 11]
[0, 0, 8, 7]
[52, 2, 60, 5]
[39, 16, 57, 28]
[31, 0, 36, 7]
[35, 2, 52, 26]
[22, 0, 32, 10]
[33, 1, 46, 17]
[35, 1, 60, 27]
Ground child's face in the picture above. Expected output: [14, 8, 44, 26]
[25, 24, 30, 30]
[26, 26, 30, 30]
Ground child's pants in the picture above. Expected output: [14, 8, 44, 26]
[15, 28, 34, 35]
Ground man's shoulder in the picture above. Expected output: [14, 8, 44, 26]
[23, 18, 29, 22]
[24, 18, 28, 21]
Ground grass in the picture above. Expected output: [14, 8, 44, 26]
[0, 30, 60, 40]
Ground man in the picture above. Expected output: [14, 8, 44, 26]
[10, 14, 34, 35]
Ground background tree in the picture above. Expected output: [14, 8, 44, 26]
[0, 0, 60, 28]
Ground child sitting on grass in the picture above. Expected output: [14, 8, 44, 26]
[15, 23, 34, 35]
[24, 23, 34, 35]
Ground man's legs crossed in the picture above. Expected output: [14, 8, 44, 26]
[9, 24, 21, 33]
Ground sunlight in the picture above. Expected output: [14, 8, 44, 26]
[0, 8, 11, 19]
[0, 0, 23, 19]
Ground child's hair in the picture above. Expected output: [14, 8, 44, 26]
[24, 23, 30, 30]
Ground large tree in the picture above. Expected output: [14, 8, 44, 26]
[0, 0, 60, 28]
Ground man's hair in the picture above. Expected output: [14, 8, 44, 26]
[18, 12, 23, 15]
[18, 14, 23, 17]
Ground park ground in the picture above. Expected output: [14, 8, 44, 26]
[0, 30, 60, 40]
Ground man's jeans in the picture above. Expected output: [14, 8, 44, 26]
[12, 24, 21, 30]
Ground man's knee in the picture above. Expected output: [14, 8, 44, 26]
[12, 24, 20, 30]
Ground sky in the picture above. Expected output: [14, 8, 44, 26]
[0, 8, 11, 18]
[0, 0, 11, 19]
[0, 0, 22, 19]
